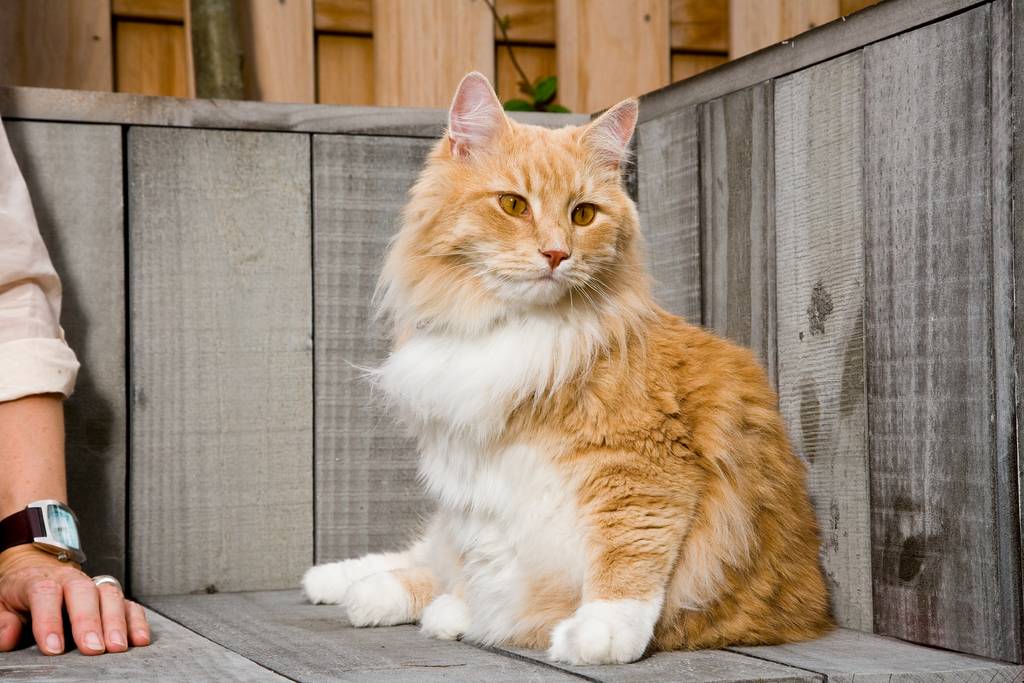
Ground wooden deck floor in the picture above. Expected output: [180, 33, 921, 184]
[2, 590, 1021, 682]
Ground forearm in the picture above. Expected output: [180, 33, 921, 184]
[0, 394, 67, 519]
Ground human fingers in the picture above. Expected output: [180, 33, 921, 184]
[26, 576, 65, 655]
[62, 575, 105, 654]
[125, 599, 151, 646]
[0, 609, 23, 652]
[96, 580, 128, 652]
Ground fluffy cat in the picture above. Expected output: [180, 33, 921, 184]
[303, 72, 831, 665]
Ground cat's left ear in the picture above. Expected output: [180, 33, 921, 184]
[448, 72, 509, 160]
[583, 98, 638, 169]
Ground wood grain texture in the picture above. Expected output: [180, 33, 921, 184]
[699, 82, 777, 384]
[372, 0, 494, 107]
[496, 45, 557, 104]
[238, 0, 315, 103]
[113, 0, 185, 21]
[671, 0, 728, 51]
[496, 0, 556, 43]
[864, 4, 1021, 661]
[729, 0, 840, 59]
[731, 628, 1024, 683]
[1011, 0, 1024, 665]
[0, 85, 588, 135]
[116, 21, 192, 98]
[1, 608, 285, 681]
[636, 107, 701, 322]
[557, 0, 670, 112]
[313, 135, 433, 563]
[0, 0, 113, 92]
[315, 0, 372, 33]
[317, 34, 375, 106]
[671, 53, 727, 83]
[5, 122, 126, 584]
[144, 590, 579, 682]
[772, 53, 870, 630]
[128, 128, 313, 595]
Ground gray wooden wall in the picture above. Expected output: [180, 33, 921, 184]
[637, 0, 1022, 665]
[3, 0, 1020, 667]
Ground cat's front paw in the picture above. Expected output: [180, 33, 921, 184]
[548, 599, 658, 665]
[344, 572, 415, 627]
[302, 559, 370, 605]
[420, 594, 470, 640]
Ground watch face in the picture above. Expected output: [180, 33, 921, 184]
[45, 504, 81, 551]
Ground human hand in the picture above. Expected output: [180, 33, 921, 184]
[0, 545, 150, 654]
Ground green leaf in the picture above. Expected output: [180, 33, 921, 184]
[503, 98, 533, 111]
[532, 76, 557, 105]
[544, 103, 571, 113]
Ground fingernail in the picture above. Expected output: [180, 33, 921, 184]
[45, 633, 62, 653]
[135, 629, 150, 643]
[111, 630, 127, 648]
[85, 631, 103, 651]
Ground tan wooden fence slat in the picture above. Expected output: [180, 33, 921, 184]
[238, 0, 315, 103]
[313, 134, 434, 562]
[0, 0, 113, 92]
[699, 82, 777, 385]
[128, 127, 313, 595]
[557, 0, 670, 113]
[773, 52, 871, 631]
[671, 0, 728, 52]
[314, 0, 372, 33]
[116, 21, 191, 98]
[372, 0, 494, 108]
[729, 0, 840, 59]
[317, 35, 374, 105]
[113, 0, 184, 21]
[495, 0, 556, 43]
[671, 53, 727, 82]
[6, 122, 126, 585]
[637, 108, 701, 322]
[863, 4, 1021, 661]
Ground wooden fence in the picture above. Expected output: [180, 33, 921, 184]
[0, 0, 1021, 670]
[0, 0, 879, 111]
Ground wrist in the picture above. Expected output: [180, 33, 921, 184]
[0, 543, 80, 576]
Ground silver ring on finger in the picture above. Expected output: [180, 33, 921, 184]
[92, 575, 122, 591]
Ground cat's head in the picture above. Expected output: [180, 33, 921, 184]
[380, 72, 649, 335]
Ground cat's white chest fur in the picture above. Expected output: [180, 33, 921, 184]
[420, 429, 587, 645]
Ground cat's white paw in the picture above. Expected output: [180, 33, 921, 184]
[303, 552, 411, 605]
[344, 572, 415, 627]
[548, 599, 659, 665]
[420, 594, 470, 640]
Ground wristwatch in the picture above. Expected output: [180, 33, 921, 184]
[0, 500, 86, 564]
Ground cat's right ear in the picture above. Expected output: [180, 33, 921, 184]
[448, 72, 508, 160]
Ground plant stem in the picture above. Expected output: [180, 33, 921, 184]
[481, 0, 534, 99]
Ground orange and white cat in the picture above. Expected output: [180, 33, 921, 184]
[303, 72, 831, 665]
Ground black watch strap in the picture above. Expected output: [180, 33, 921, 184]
[0, 507, 45, 553]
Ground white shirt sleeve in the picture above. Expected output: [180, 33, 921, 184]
[0, 117, 80, 401]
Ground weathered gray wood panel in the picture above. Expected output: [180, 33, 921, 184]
[700, 82, 777, 384]
[637, 106, 701, 322]
[129, 128, 313, 595]
[144, 590, 577, 682]
[864, 5, 1021, 661]
[0, 608, 285, 681]
[5, 121, 127, 585]
[313, 135, 434, 563]
[772, 54, 871, 631]
[730, 628, 1024, 683]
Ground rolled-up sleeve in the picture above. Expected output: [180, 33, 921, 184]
[0, 117, 79, 401]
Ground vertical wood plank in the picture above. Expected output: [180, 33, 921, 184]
[113, 0, 185, 20]
[317, 35, 374, 105]
[238, 0, 315, 103]
[700, 82, 777, 384]
[314, 0, 372, 33]
[0, 0, 113, 92]
[129, 128, 312, 595]
[6, 122, 126, 584]
[671, 0, 728, 52]
[773, 52, 871, 630]
[864, 4, 1021, 661]
[557, 0, 670, 113]
[313, 135, 434, 562]
[495, 0, 556, 42]
[637, 107, 701, 322]
[116, 22, 191, 98]
[671, 53, 728, 82]
[372, 0, 494, 108]
[729, 0, 839, 59]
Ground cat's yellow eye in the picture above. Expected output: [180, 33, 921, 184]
[571, 203, 596, 226]
[499, 194, 529, 217]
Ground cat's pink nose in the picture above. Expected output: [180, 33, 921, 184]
[540, 249, 569, 270]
